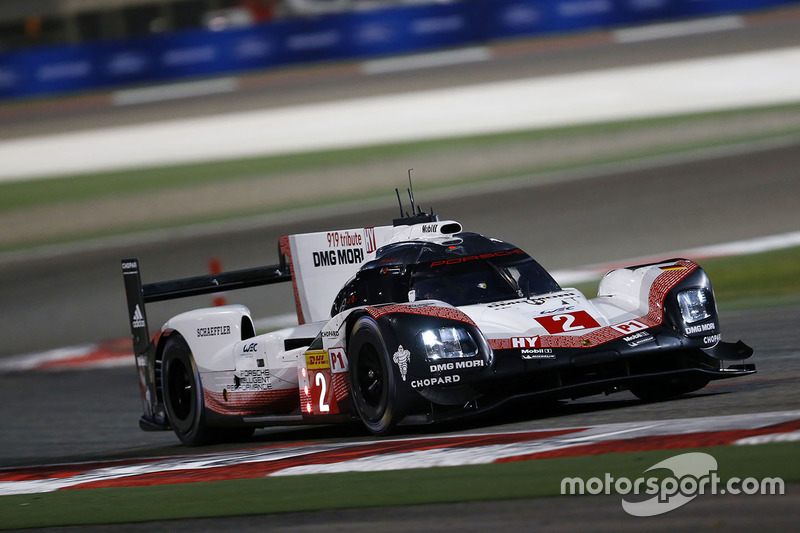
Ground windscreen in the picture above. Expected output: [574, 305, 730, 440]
[411, 252, 560, 307]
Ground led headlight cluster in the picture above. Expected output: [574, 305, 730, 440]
[677, 288, 712, 324]
[419, 327, 478, 360]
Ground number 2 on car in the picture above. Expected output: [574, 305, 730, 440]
[305, 350, 339, 415]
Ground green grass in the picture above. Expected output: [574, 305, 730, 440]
[3, 101, 800, 213]
[702, 247, 800, 309]
[0, 442, 795, 529]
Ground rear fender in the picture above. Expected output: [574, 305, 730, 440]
[160, 304, 255, 371]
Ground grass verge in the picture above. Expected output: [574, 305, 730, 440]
[0, 442, 795, 529]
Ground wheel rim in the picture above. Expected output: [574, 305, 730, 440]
[167, 358, 193, 422]
[356, 344, 385, 410]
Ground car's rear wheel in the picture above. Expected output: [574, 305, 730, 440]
[629, 374, 710, 402]
[348, 317, 402, 435]
[162, 335, 219, 446]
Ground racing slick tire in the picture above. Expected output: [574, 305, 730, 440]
[348, 317, 404, 435]
[162, 334, 222, 446]
[629, 374, 710, 402]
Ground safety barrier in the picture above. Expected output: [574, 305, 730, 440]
[0, 0, 797, 99]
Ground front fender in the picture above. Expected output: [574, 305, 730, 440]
[362, 302, 492, 405]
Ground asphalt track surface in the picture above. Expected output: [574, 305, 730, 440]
[1, 15, 800, 531]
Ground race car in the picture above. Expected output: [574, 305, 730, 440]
[122, 201, 755, 445]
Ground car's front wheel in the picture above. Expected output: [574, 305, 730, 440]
[348, 317, 403, 435]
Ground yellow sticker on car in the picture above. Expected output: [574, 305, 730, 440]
[305, 350, 330, 369]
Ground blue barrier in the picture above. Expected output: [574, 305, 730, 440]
[1, 0, 798, 100]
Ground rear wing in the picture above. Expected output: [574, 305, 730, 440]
[121, 256, 291, 429]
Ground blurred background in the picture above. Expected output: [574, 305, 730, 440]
[1, 0, 799, 492]
[1, 0, 799, 357]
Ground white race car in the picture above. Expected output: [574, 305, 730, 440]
[123, 201, 754, 445]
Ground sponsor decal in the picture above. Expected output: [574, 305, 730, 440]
[429, 249, 525, 268]
[422, 223, 439, 233]
[107, 51, 149, 76]
[685, 322, 715, 335]
[329, 347, 348, 374]
[326, 230, 363, 248]
[703, 334, 722, 345]
[321, 330, 339, 338]
[624, 331, 654, 347]
[234, 37, 272, 60]
[411, 15, 464, 35]
[37, 61, 91, 81]
[312, 248, 365, 267]
[522, 348, 555, 360]
[512, 336, 540, 348]
[364, 227, 377, 254]
[162, 46, 216, 67]
[612, 320, 648, 335]
[393, 345, 411, 382]
[242, 342, 258, 353]
[131, 305, 146, 329]
[535, 311, 600, 334]
[286, 30, 340, 51]
[539, 303, 576, 315]
[502, 4, 541, 26]
[487, 300, 520, 309]
[305, 350, 330, 370]
[411, 374, 461, 388]
[196, 325, 231, 337]
[429, 359, 485, 373]
[236, 369, 272, 391]
[557, 0, 613, 18]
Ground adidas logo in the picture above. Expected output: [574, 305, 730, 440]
[132, 305, 146, 329]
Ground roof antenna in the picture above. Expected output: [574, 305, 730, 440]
[392, 169, 439, 226]
[395, 188, 404, 219]
[407, 168, 416, 216]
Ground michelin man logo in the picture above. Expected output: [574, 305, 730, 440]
[393, 345, 411, 381]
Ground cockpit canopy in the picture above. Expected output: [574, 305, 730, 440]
[331, 232, 560, 315]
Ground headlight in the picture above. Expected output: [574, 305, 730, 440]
[419, 327, 478, 360]
[677, 289, 712, 324]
